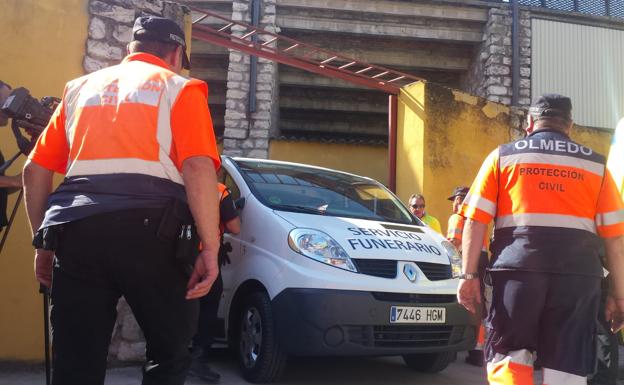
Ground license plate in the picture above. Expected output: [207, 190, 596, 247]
[390, 306, 446, 324]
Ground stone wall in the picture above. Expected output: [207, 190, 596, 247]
[221, 0, 279, 159]
[84, 0, 187, 74]
[464, 4, 531, 133]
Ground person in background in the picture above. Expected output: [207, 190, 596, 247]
[0, 80, 22, 189]
[190, 183, 241, 383]
[408, 193, 442, 234]
[446, 186, 488, 367]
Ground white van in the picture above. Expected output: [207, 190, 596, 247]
[216, 157, 477, 383]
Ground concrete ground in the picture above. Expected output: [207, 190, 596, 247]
[2, 349, 624, 385]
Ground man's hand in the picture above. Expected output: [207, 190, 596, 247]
[186, 249, 218, 299]
[35, 249, 54, 288]
[457, 279, 482, 315]
[605, 294, 624, 333]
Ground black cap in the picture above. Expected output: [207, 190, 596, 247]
[447, 186, 469, 201]
[529, 93, 572, 120]
[132, 16, 190, 70]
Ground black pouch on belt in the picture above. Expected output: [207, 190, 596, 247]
[157, 200, 200, 268]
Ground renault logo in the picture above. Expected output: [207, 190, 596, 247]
[403, 263, 417, 282]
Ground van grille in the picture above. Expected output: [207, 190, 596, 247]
[371, 292, 456, 304]
[352, 259, 397, 278]
[345, 325, 454, 348]
[415, 262, 452, 281]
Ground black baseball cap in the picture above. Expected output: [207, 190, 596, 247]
[132, 16, 190, 70]
[529, 93, 572, 120]
[447, 186, 469, 201]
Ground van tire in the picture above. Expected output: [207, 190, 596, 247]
[402, 352, 455, 373]
[237, 291, 287, 383]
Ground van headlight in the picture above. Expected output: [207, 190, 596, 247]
[441, 240, 462, 278]
[288, 228, 357, 272]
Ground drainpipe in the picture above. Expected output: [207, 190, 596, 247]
[511, 0, 520, 106]
[248, 0, 261, 114]
[388, 94, 398, 193]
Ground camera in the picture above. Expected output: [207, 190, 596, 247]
[1, 87, 60, 155]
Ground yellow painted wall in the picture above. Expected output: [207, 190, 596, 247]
[0, 0, 88, 360]
[396, 82, 512, 234]
[395, 82, 613, 235]
[269, 140, 388, 185]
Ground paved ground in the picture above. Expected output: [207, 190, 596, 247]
[2, 349, 624, 385]
[1, 351, 486, 385]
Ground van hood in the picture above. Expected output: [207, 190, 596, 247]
[275, 211, 450, 265]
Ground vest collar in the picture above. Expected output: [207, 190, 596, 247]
[122, 52, 172, 70]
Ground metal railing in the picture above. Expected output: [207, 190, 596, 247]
[518, 0, 624, 19]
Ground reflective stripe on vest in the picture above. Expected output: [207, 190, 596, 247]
[62, 60, 188, 185]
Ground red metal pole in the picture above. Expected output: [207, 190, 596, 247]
[388, 94, 398, 193]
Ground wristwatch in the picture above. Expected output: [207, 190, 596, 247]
[458, 273, 479, 280]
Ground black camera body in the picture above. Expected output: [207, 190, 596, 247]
[1, 87, 59, 155]
[1, 87, 58, 132]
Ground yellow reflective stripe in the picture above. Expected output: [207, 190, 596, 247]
[596, 209, 624, 227]
[499, 152, 605, 177]
[67, 158, 184, 185]
[496, 213, 596, 233]
[464, 194, 496, 217]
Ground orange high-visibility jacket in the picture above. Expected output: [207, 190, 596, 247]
[460, 129, 624, 276]
[29, 53, 220, 228]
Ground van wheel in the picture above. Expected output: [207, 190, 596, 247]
[402, 352, 455, 373]
[237, 291, 287, 383]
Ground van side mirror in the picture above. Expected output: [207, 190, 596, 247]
[234, 197, 245, 210]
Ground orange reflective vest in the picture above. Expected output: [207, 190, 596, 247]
[30, 53, 220, 228]
[460, 129, 624, 276]
[446, 213, 488, 253]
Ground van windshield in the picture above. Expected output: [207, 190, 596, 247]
[235, 160, 419, 225]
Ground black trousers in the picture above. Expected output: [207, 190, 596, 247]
[193, 273, 223, 357]
[50, 209, 198, 385]
[486, 270, 601, 376]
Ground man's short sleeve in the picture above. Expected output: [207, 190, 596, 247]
[460, 148, 499, 224]
[447, 213, 464, 241]
[28, 98, 69, 174]
[595, 168, 624, 238]
[170, 79, 221, 171]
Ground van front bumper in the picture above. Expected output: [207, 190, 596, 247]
[271, 288, 478, 356]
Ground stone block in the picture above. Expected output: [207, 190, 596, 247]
[250, 128, 270, 138]
[485, 54, 502, 67]
[519, 97, 531, 106]
[88, 17, 107, 40]
[261, 14, 276, 24]
[89, 1, 135, 24]
[233, 2, 249, 11]
[223, 139, 239, 149]
[229, 52, 244, 63]
[503, 77, 512, 87]
[228, 62, 248, 72]
[225, 109, 246, 120]
[254, 139, 269, 149]
[113, 25, 132, 44]
[503, 37, 511, 46]
[228, 71, 244, 82]
[520, 78, 531, 89]
[120, 314, 143, 341]
[520, 66, 531, 77]
[520, 88, 531, 97]
[500, 96, 511, 105]
[520, 37, 531, 48]
[226, 99, 246, 111]
[227, 89, 247, 100]
[117, 341, 146, 362]
[486, 76, 502, 86]
[520, 19, 530, 28]
[257, 73, 274, 83]
[520, 57, 531, 65]
[246, 149, 268, 159]
[87, 39, 123, 61]
[489, 24, 508, 36]
[252, 120, 270, 130]
[251, 111, 271, 120]
[131, 0, 163, 13]
[241, 139, 255, 149]
[256, 100, 272, 111]
[520, 47, 531, 56]
[84, 55, 109, 73]
[256, 92, 272, 101]
[232, 11, 245, 22]
[224, 128, 248, 139]
[265, 4, 276, 14]
[223, 149, 244, 157]
[256, 83, 274, 92]
[521, 27, 531, 38]
[503, 56, 512, 66]
[489, 45, 506, 55]
[486, 64, 510, 76]
[488, 85, 508, 96]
